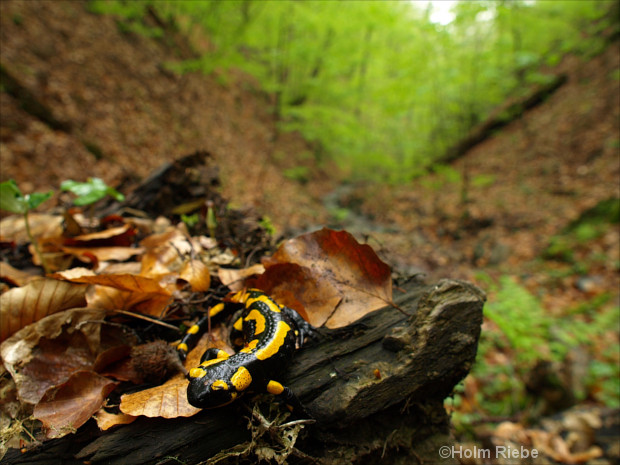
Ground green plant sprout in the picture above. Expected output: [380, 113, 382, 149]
[180, 213, 199, 230]
[0, 179, 53, 273]
[206, 202, 217, 239]
[60, 177, 125, 206]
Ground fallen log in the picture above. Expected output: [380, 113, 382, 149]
[3, 277, 485, 465]
[440, 73, 567, 164]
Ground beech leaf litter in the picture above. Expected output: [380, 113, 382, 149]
[0, 193, 393, 445]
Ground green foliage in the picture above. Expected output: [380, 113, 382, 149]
[90, 0, 615, 181]
[544, 197, 619, 263]
[419, 164, 462, 191]
[61, 177, 125, 206]
[282, 166, 310, 185]
[258, 216, 276, 237]
[473, 275, 620, 416]
[180, 213, 199, 230]
[88, 0, 163, 38]
[87, 0, 150, 20]
[484, 276, 562, 364]
[472, 174, 496, 188]
[0, 179, 54, 273]
[0, 179, 53, 214]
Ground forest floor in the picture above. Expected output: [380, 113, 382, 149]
[1, 0, 618, 461]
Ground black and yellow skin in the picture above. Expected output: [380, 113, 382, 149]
[177, 289, 313, 411]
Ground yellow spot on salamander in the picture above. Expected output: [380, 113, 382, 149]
[189, 367, 207, 378]
[233, 317, 243, 332]
[212, 380, 228, 390]
[200, 358, 224, 368]
[256, 321, 291, 360]
[210, 302, 226, 317]
[230, 366, 252, 391]
[187, 324, 200, 335]
[267, 380, 284, 395]
[246, 294, 281, 313]
[240, 339, 259, 353]
[177, 343, 189, 353]
[244, 309, 266, 335]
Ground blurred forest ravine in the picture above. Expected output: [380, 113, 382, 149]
[1, 0, 619, 463]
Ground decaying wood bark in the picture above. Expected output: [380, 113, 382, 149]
[3, 277, 485, 465]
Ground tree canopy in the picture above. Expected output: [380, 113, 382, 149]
[92, 0, 616, 181]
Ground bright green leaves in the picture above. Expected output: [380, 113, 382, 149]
[61, 177, 125, 206]
[0, 179, 53, 214]
[0, 178, 125, 212]
[90, 0, 614, 181]
[0, 179, 54, 274]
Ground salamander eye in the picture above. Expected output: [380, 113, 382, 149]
[211, 380, 228, 391]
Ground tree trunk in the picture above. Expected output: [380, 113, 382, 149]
[3, 278, 485, 465]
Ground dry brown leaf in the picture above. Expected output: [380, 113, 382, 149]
[140, 226, 202, 277]
[248, 263, 336, 324]
[179, 259, 211, 292]
[59, 273, 170, 295]
[218, 264, 265, 291]
[34, 370, 118, 439]
[119, 373, 201, 419]
[97, 261, 142, 275]
[63, 224, 136, 246]
[0, 308, 105, 404]
[61, 245, 144, 263]
[0, 278, 89, 342]
[52, 268, 97, 281]
[94, 409, 137, 430]
[0, 261, 38, 287]
[88, 285, 172, 316]
[198, 235, 218, 250]
[29, 240, 75, 272]
[0, 213, 64, 244]
[256, 228, 393, 328]
[92, 345, 132, 377]
[120, 327, 230, 418]
[496, 421, 604, 464]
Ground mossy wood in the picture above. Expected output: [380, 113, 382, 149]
[4, 278, 485, 465]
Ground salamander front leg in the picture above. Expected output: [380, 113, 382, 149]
[200, 347, 230, 364]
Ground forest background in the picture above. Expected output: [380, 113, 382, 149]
[96, 0, 615, 181]
[0, 0, 619, 459]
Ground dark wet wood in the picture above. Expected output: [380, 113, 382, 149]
[4, 278, 485, 465]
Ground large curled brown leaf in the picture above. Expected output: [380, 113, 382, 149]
[58, 273, 174, 316]
[257, 228, 392, 328]
[0, 278, 89, 342]
[33, 370, 118, 439]
[0, 308, 105, 404]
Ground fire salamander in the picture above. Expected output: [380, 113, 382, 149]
[177, 289, 314, 412]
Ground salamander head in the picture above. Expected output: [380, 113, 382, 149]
[187, 364, 238, 408]
[187, 361, 252, 409]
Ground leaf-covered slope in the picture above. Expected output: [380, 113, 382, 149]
[356, 39, 619, 282]
[0, 0, 331, 230]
